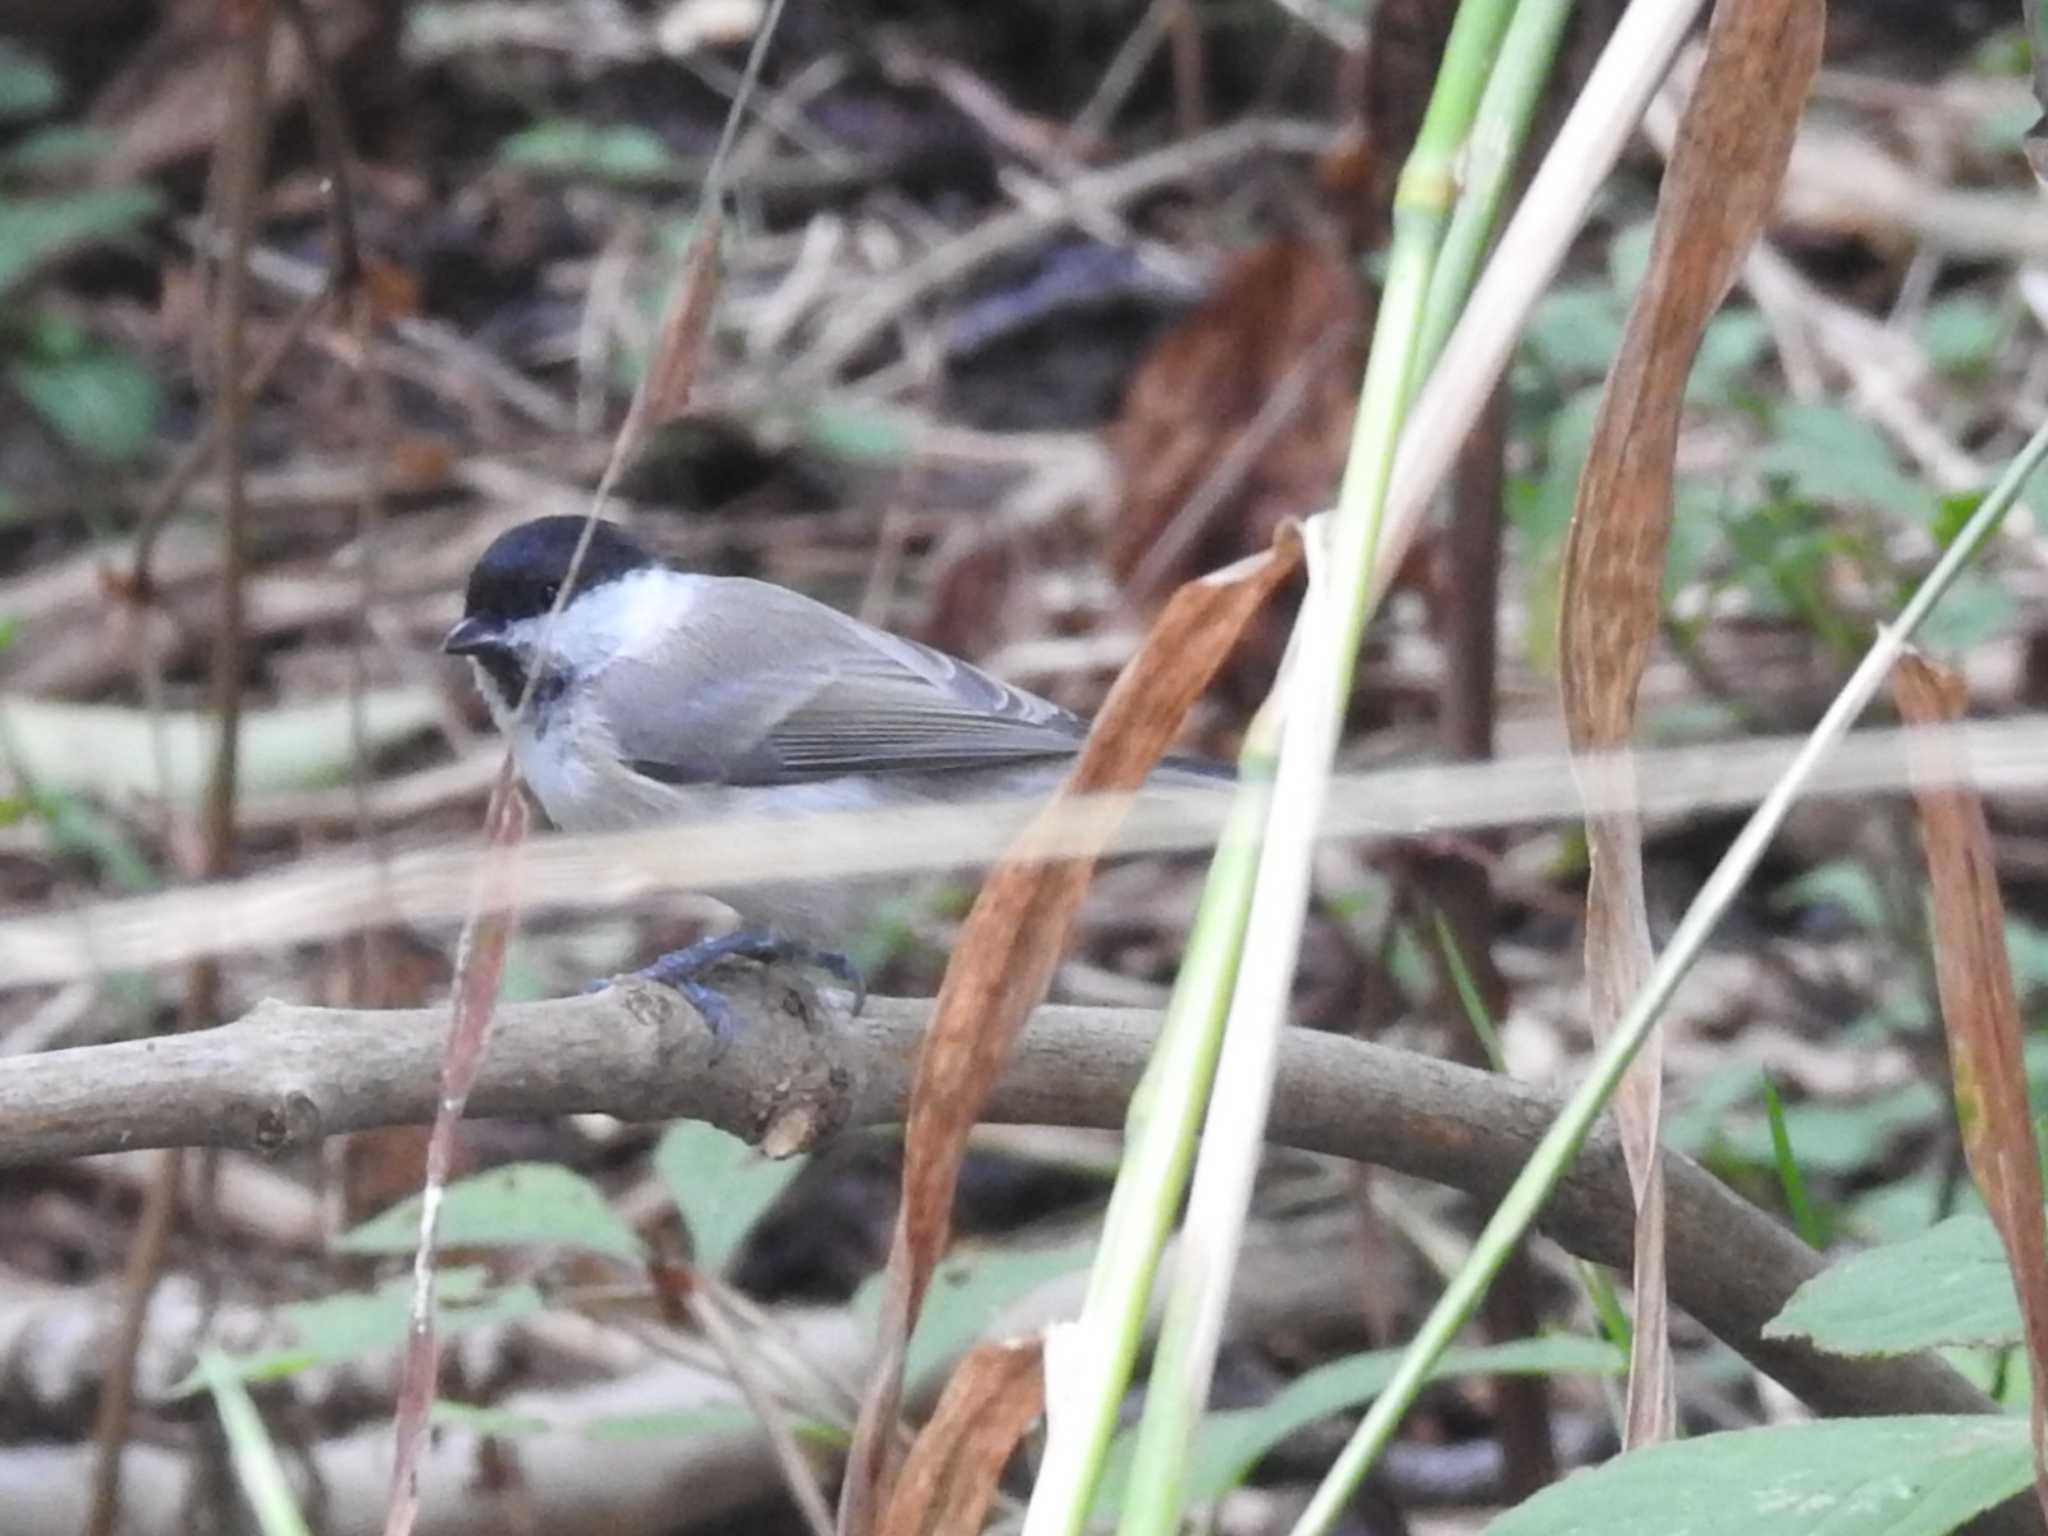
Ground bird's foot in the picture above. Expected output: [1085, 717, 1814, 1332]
[625, 929, 866, 1050]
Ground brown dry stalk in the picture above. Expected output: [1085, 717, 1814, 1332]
[836, 529, 1301, 1535]
[1894, 652, 2048, 1525]
[380, 769, 529, 1536]
[878, 1340, 1045, 1536]
[1553, 0, 1822, 1446]
[603, 210, 724, 495]
[379, 10, 776, 1517]
[86, 8, 273, 1535]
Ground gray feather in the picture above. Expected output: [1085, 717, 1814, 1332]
[598, 577, 1089, 789]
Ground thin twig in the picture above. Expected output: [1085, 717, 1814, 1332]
[799, 118, 1334, 380]
[180, 225, 575, 431]
[273, 0, 364, 289]
[687, 1288, 837, 1536]
[1074, 7, 1169, 146]
[129, 284, 331, 588]
[86, 12, 273, 1536]
[1428, 383, 1556, 1497]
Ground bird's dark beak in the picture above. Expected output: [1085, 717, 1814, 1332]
[442, 616, 501, 657]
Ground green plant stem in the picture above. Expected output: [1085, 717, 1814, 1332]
[1434, 908, 1629, 1426]
[1761, 1071, 1823, 1248]
[1415, 0, 1580, 378]
[201, 1350, 312, 1536]
[1019, 741, 1276, 1536]
[1105, 2, 1524, 1532]
[1287, 418, 2048, 1536]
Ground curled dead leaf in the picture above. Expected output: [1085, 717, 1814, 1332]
[1554, 0, 1824, 1450]
[877, 1339, 1044, 1536]
[1894, 650, 2048, 1526]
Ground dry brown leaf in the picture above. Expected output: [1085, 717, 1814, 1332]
[360, 253, 423, 324]
[877, 1339, 1045, 1536]
[384, 435, 457, 493]
[1893, 652, 2048, 1525]
[1110, 240, 1359, 600]
[616, 210, 725, 465]
[1555, 0, 1823, 1448]
[836, 526, 1302, 1536]
[87, 0, 380, 183]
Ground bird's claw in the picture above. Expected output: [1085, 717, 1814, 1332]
[620, 929, 866, 1051]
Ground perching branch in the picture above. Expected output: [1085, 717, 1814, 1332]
[2, 971, 2003, 1431]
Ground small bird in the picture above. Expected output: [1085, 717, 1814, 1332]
[444, 515, 1220, 1035]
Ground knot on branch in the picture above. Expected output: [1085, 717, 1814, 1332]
[247, 1088, 323, 1157]
[603, 969, 861, 1155]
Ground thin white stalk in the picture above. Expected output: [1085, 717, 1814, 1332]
[1111, 530, 1341, 1535]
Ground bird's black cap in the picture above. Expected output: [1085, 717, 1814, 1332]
[458, 516, 656, 630]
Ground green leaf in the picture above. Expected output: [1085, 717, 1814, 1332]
[1686, 308, 1769, 406]
[854, 1238, 1096, 1391]
[2003, 919, 2048, 994]
[189, 1268, 543, 1389]
[1663, 478, 1728, 596]
[1766, 1211, 2036, 1354]
[426, 1400, 847, 1446]
[1978, 96, 2043, 157]
[0, 187, 160, 297]
[581, 1406, 764, 1442]
[653, 1120, 807, 1274]
[1507, 386, 1601, 551]
[497, 121, 677, 183]
[1761, 1072, 1824, 1248]
[1932, 491, 1983, 549]
[10, 342, 160, 464]
[199, 1351, 312, 1536]
[0, 40, 62, 120]
[1606, 220, 1655, 298]
[1773, 859, 1886, 931]
[1913, 569, 2015, 654]
[1, 124, 111, 175]
[1718, 1081, 1944, 1177]
[1487, 1416, 2030, 1536]
[1919, 295, 2010, 376]
[1757, 403, 1926, 522]
[1095, 1337, 1622, 1516]
[1972, 25, 2034, 78]
[581, 1406, 842, 1445]
[1522, 284, 1624, 378]
[800, 402, 916, 466]
[430, 1400, 557, 1436]
[31, 787, 158, 892]
[337, 1163, 642, 1261]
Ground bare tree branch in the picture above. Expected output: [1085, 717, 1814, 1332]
[0, 973, 2008, 1435]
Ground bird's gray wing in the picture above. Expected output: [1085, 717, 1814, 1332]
[601, 577, 1088, 788]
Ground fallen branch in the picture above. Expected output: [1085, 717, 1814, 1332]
[0, 973, 2006, 1430]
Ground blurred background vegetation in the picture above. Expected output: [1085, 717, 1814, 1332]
[7, 1, 2048, 1531]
